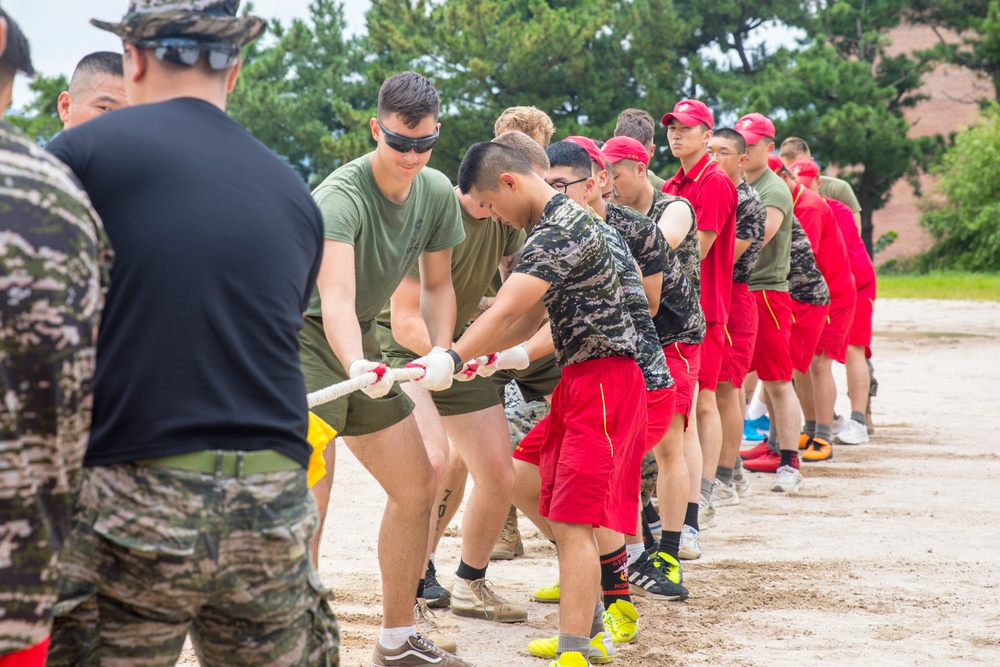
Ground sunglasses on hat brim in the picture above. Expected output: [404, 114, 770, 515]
[133, 38, 240, 71]
[377, 119, 440, 154]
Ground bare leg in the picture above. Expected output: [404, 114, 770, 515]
[654, 414, 688, 533]
[310, 442, 336, 566]
[429, 449, 469, 553]
[550, 521, 601, 637]
[443, 405, 515, 569]
[343, 415, 436, 629]
[845, 346, 870, 414]
[716, 381, 744, 473]
[793, 369, 816, 423]
[683, 388, 702, 506]
[401, 384, 451, 568]
[761, 380, 801, 454]
[808, 354, 837, 426]
[512, 459, 554, 541]
[697, 388, 723, 485]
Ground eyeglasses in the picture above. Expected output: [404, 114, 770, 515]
[547, 177, 588, 193]
[377, 119, 440, 154]
[133, 38, 240, 71]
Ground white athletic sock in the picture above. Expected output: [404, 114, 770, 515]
[379, 625, 416, 650]
[429, 552, 435, 564]
[747, 391, 768, 420]
[626, 542, 645, 566]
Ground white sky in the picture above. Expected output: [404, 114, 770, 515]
[5, 0, 371, 111]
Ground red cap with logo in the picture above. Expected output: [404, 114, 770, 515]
[788, 159, 821, 187]
[735, 113, 777, 146]
[767, 154, 785, 174]
[564, 136, 607, 170]
[661, 99, 714, 130]
[602, 136, 649, 165]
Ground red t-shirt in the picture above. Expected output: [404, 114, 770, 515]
[792, 185, 855, 303]
[663, 152, 737, 323]
[826, 198, 876, 299]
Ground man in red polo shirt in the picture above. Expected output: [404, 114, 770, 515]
[662, 99, 738, 518]
[782, 159, 857, 462]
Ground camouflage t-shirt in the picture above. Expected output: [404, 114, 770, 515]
[594, 215, 673, 391]
[734, 180, 767, 284]
[513, 194, 638, 366]
[648, 191, 700, 296]
[0, 122, 108, 653]
[605, 202, 704, 346]
[788, 217, 830, 306]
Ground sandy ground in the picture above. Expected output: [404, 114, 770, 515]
[180, 298, 1000, 666]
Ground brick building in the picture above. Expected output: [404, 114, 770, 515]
[868, 24, 994, 266]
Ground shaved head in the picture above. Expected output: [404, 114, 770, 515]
[59, 51, 127, 129]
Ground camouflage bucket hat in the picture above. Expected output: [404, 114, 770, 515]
[91, 0, 266, 47]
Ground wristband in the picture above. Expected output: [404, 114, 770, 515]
[444, 349, 463, 372]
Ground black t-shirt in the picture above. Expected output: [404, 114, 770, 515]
[48, 98, 323, 467]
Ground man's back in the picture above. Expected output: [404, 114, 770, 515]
[47, 98, 323, 467]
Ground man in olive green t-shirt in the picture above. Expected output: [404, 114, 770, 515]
[735, 113, 804, 492]
[779, 136, 862, 231]
[297, 72, 473, 667]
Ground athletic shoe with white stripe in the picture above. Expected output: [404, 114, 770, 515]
[628, 553, 689, 601]
[372, 633, 474, 666]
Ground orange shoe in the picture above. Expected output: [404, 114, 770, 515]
[801, 438, 833, 461]
[798, 433, 813, 450]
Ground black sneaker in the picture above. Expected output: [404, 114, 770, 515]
[628, 553, 689, 601]
[424, 559, 451, 609]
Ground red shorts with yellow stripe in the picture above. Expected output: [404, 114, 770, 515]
[663, 342, 700, 429]
[790, 299, 830, 374]
[849, 293, 875, 358]
[513, 356, 647, 534]
[750, 289, 794, 382]
[697, 321, 726, 392]
[719, 282, 758, 388]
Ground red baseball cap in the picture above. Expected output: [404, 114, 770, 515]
[788, 159, 821, 187]
[767, 154, 785, 174]
[735, 113, 776, 146]
[602, 136, 649, 165]
[661, 99, 714, 130]
[564, 136, 607, 170]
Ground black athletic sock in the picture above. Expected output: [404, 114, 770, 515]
[599, 546, 631, 607]
[684, 502, 700, 532]
[658, 530, 681, 559]
[455, 559, 487, 582]
[641, 511, 655, 550]
[780, 449, 798, 467]
[416, 578, 425, 601]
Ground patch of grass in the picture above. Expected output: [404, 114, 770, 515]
[876, 271, 1000, 301]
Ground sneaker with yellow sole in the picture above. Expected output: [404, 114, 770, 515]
[528, 631, 614, 664]
[602, 599, 640, 644]
[532, 580, 560, 603]
[546, 651, 591, 667]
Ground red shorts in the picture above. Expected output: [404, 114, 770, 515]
[790, 300, 830, 374]
[849, 295, 874, 358]
[750, 289, 793, 382]
[718, 283, 758, 388]
[816, 296, 856, 364]
[697, 321, 726, 392]
[663, 342, 700, 428]
[516, 356, 647, 534]
[0, 638, 49, 666]
[644, 385, 677, 452]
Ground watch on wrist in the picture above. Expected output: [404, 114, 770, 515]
[444, 348, 463, 372]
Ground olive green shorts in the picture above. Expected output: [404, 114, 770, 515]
[491, 352, 562, 404]
[298, 316, 414, 437]
[377, 323, 502, 417]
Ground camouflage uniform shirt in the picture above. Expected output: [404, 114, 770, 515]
[734, 180, 767, 284]
[649, 191, 700, 295]
[788, 217, 830, 306]
[513, 194, 638, 366]
[0, 121, 108, 654]
[606, 201, 704, 346]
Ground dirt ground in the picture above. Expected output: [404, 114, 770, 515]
[180, 298, 1000, 666]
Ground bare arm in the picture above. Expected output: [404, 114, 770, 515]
[317, 240, 365, 368]
[453, 272, 550, 362]
[734, 238, 751, 263]
[524, 320, 556, 360]
[761, 206, 784, 247]
[642, 270, 662, 317]
[698, 230, 717, 260]
[656, 201, 693, 249]
[389, 275, 433, 355]
[418, 248, 457, 350]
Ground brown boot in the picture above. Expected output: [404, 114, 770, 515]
[489, 505, 524, 560]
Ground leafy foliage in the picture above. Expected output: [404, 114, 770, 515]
[6, 73, 67, 144]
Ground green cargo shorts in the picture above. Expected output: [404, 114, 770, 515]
[491, 352, 562, 404]
[298, 316, 414, 437]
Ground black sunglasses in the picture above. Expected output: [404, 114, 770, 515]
[377, 119, 440, 154]
[133, 38, 240, 71]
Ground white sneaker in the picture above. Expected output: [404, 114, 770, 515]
[834, 418, 869, 445]
[733, 473, 752, 498]
[678, 524, 702, 560]
[698, 498, 716, 528]
[711, 479, 739, 507]
[771, 465, 803, 493]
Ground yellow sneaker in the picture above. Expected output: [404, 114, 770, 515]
[603, 600, 640, 644]
[532, 580, 560, 603]
[527, 631, 614, 664]
[546, 651, 590, 667]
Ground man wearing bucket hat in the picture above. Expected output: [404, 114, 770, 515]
[45, 2, 340, 665]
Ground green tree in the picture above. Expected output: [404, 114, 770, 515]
[6, 73, 67, 144]
[919, 103, 1000, 270]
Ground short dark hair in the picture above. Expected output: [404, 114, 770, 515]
[458, 141, 534, 194]
[0, 9, 36, 78]
[712, 127, 746, 154]
[70, 52, 124, 93]
[378, 71, 440, 129]
[614, 108, 655, 146]
[544, 141, 592, 179]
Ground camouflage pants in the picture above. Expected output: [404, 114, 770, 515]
[0, 437, 85, 655]
[47, 462, 339, 666]
[503, 383, 550, 450]
[640, 451, 659, 508]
